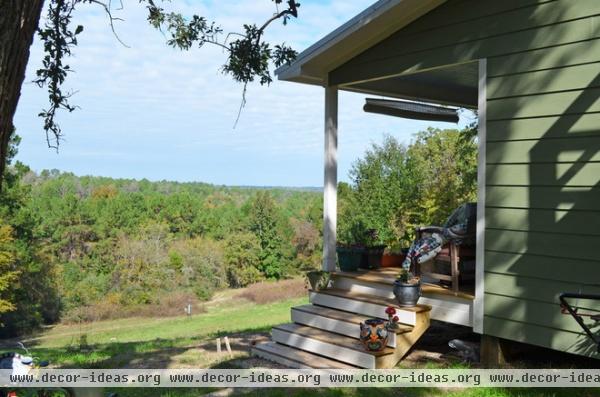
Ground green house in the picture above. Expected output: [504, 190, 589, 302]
[253, 0, 600, 367]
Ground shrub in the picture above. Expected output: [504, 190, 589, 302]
[62, 291, 205, 323]
[237, 278, 306, 304]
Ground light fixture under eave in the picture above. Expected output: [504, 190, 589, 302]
[363, 98, 459, 123]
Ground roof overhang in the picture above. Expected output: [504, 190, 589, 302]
[276, 0, 446, 86]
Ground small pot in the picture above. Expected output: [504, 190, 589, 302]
[360, 245, 386, 270]
[359, 318, 389, 351]
[393, 279, 421, 307]
[306, 271, 330, 291]
[336, 246, 364, 272]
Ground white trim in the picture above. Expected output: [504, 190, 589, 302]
[474, 58, 487, 334]
[323, 86, 338, 272]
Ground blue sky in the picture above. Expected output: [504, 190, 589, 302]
[14, 0, 469, 187]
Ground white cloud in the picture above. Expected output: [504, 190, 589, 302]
[14, 0, 463, 186]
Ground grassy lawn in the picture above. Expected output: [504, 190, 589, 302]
[23, 294, 308, 369]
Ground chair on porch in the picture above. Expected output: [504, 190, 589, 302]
[413, 203, 477, 293]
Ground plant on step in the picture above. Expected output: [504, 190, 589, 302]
[384, 306, 400, 330]
[397, 269, 418, 284]
[306, 270, 330, 291]
[393, 269, 421, 307]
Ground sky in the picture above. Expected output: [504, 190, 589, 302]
[14, 0, 470, 187]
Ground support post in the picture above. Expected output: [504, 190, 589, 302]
[474, 58, 487, 334]
[480, 334, 507, 367]
[323, 86, 338, 272]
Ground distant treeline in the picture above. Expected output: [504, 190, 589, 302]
[0, 153, 322, 336]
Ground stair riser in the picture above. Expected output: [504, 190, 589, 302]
[272, 328, 376, 369]
[331, 276, 395, 299]
[252, 347, 312, 369]
[419, 296, 472, 327]
[309, 291, 417, 326]
[291, 308, 397, 348]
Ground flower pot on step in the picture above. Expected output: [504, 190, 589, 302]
[359, 318, 389, 351]
[393, 279, 421, 307]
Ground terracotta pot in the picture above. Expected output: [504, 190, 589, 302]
[381, 253, 406, 267]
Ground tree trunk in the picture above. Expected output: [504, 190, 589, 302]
[0, 0, 45, 185]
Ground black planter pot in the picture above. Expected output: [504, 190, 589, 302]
[336, 246, 364, 272]
[359, 245, 386, 270]
[393, 279, 421, 307]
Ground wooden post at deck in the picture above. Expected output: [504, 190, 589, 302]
[323, 86, 338, 272]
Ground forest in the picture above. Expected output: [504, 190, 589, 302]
[0, 125, 476, 337]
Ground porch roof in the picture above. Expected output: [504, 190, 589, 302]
[276, 0, 446, 86]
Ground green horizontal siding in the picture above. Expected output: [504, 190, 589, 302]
[485, 272, 600, 304]
[488, 88, 600, 120]
[487, 137, 600, 163]
[486, 229, 600, 262]
[484, 294, 598, 334]
[331, 0, 600, 85]
[487, 62, 600, 99]
[487, 38, 600, 76]
[486, 186, 600, 211]
[483, 316, 599, 358]
[485, 251, 600, 285]
[487, 114, 600, 141]
[486, 207, 600, 236]
[487, 163, 600, 186]
[330, 0, 600, 358]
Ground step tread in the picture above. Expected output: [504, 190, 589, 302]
[253, 341, 358, 369]
[292, 304, 413, 334]
[312, 288, 432, 312]
[273, 323, 395, 357]
[332, 270, 475, 300]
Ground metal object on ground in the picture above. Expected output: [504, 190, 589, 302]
[559, 292, 600, 353]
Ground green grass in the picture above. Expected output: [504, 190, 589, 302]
[21, 296, 308, 369]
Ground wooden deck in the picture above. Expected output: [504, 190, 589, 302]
[332, 268, 475, 300]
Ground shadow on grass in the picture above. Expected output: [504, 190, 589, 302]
[17, 325, 273, 370]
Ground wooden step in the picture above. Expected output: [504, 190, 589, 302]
[272, 323, 394, 369]
[252, 341, 357, 369]
[330, 272, 474, 327]
[309, 288, 430, 326]
[332, 270, 475, 300]
[291, 304, 412, 348]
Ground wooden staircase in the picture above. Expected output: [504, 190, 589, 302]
[252, 271, 431, 369]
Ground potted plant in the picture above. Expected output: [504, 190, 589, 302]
[336, 220, 367, 272]
[384, 306, 401, 330]
[360, 228, 386, 270]
[393, 269, 421, 307]
[336, 244, 364, 271]
[306, 270, 330, 291]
